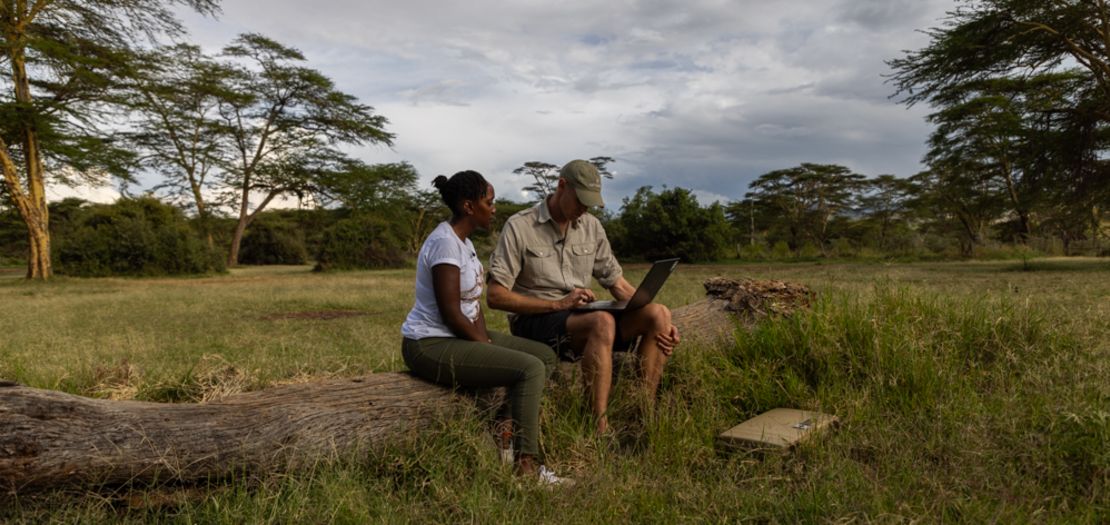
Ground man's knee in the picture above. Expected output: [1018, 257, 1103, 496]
[574, 311, 617, 341]
[638, 303, 671, 332]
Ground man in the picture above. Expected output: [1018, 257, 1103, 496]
[487, 159, 680, 434]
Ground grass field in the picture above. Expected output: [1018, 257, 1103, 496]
[1, 259, 1108, 523]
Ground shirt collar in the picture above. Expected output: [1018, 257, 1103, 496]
[534, 199, 553, 224]
[534, 197, 579, 228]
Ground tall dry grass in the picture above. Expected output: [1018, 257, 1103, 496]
[1, 259, 1107, 522]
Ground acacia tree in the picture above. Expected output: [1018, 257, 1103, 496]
[889, 0, 1110, 245]
[513, 156, 614, 201]
[927, 77, 1043, 241]
[0, 0, 218, 279]
[127, 43, 232, 247]
[856, 175, 916, 251]
[745, 163, 866, 253]
[213, 34, 394, 266]
[907, 167, 1006, 256]
[888, 0, 1110, 110]
[315, 161, 418, 210]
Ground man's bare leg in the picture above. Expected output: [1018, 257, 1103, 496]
[620, 303, 673, 398]
[567, 311, 616, 433]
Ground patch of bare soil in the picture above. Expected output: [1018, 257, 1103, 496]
[703, 277, 815, 318]
[260, 310, 375, 321]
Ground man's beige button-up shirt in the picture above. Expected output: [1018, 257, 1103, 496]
[488, 199, 623, 303]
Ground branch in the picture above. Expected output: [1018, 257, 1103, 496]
[1014, 20, 1110, 80]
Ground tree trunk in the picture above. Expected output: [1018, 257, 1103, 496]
[0, 280, 812, 493]
[3, 26, 53, 280]
[227, 218, 247, 267]
[227, 190, 279, 267]
[24, 213, 51, 279]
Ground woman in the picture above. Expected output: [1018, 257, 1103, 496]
[401, 170, 569, 484]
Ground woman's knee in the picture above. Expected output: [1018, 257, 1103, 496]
[520, 354, 548, 384]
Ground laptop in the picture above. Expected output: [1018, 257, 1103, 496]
[718, 408, 839, 450]
[572, 258, 679, 313]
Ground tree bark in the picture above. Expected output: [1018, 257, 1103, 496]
[3, 16, 53, 280]
[0, 280, 810, 493]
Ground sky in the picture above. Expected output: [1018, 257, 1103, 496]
[56, 0, 959, 207]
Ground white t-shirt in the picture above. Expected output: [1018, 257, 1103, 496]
[401, 221, 483, 339]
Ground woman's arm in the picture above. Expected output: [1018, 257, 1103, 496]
[432, 263, 490, 342]
[474, 301, 491, 343]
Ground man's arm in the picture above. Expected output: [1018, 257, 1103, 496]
[608, 276, 637, 302]
[487, 281, 596, 315]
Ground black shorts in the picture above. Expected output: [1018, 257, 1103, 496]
[509, 310, 636, 362]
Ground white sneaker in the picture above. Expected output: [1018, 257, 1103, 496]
[537, 465, 575, 487]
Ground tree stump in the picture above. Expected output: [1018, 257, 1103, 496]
[0, 278, 813, 493]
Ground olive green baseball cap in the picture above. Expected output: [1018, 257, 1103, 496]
[560, 159, 605, 208]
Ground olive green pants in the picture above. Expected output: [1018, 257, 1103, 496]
[402, 331, 556, 456]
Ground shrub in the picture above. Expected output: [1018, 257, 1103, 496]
[314, 213, 409, 271]
[239, 220, 309, 265]
[830, 237, 856, 258]
[771, 240, 792, 259]
[53, 197, 224, 277]
[616, 186, 730, 262]
[737, 243, 768, 261]
[796, 242, 822, 259]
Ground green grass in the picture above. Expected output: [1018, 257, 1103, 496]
[1, 259, 1108, 523]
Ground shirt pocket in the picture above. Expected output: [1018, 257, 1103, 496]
[570, 243, 595, 279]
[525, 245, 559, 287]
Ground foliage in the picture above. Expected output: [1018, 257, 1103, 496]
[238, 218, 309, 265]
[126, 33, 396, 267]
[853, 175, 918, 251]
[889, 0, 1110, 249]
[0, 202, 26, 263]
[513, 156, 615, 201]
[511, 161, 559, 201]
[125, 43, 232, 239]
[888, 0, 1110, 110]
[52, 197, 224, 277]
[616, 186, 730, 262]
[0, 0, 219, 278]
[316, 162, 419, 211]
[314, 213, 409, 271]
[744, 163, 866, 253]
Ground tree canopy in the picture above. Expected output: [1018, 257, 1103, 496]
[0, 0, 219, 279]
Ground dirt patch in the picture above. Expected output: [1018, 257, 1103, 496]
[703, 277, 815, 319]
[260, 310, 376, 321]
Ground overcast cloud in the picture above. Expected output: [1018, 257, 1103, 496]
[148, 0, 958, 207]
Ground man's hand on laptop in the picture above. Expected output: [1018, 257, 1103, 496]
[557, 288, 596, 310]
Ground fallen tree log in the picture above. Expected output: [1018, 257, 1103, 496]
[0, 278, 813, 493]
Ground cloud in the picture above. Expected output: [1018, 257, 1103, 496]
[167, 0, 955, 209]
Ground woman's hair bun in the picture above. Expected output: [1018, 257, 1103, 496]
[432, 175, 449, 189]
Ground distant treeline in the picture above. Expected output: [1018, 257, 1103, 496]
[1, 165, 1105, 277]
